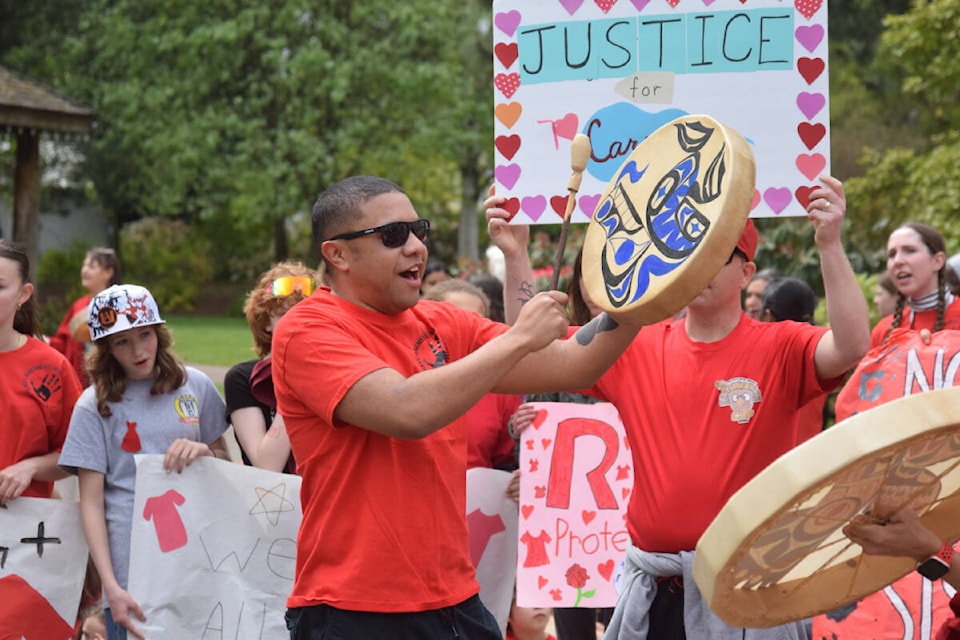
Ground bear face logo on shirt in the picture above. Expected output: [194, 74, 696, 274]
[715, 377, 762, 424]
[414, 328, 449, 370]
[22, 365, 62, 403]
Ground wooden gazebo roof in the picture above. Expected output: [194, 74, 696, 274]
[1, 64, 96, 273]
[0, 65, 95, 134]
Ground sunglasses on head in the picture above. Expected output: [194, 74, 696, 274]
[268, 276, 315, 297]
[329, 219, 430, 249]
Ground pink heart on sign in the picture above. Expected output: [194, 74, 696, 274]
[751, 189, 761, 210]
[630, 0, 651, 9]
[796, 153, 826, 180]
[494, 73, 521, 99]
[763, 187, 792, 215]
[554, 113, 579, 141]
[702, 0, 716, 4]
[494, 10, 522, 36]
[579, 194, 601, 218]
[598, 559, 615, 581]
[495, 164, 521, 190]
[559, 0, 585, 15]
[521, 195, 547, 222]
[796, 92, 825, 120]
[795, 25, 824, 53]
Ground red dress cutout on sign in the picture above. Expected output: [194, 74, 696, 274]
[143, 489, 188, 552]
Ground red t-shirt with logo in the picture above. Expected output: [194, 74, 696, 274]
[1, 337, 82, 498]
[273, 289, 509, 612]
[587, 315, 831, 552]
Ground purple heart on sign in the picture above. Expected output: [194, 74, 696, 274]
[579, 194, 601, 218]
[795, 25, 824, 53]
[494, 10, 522, 37]
[496, 164, 522, 190]
[521, 195, 547, 222]
[630, 0, 652, 10]
[701, 0, 716, 5]
[763, 187, 792, 215]
[796, 92, 825, 120]
[559, 0, 584, 15]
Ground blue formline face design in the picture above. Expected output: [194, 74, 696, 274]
[593, 120, 726, 309]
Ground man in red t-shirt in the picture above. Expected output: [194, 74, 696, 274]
[272, 176, 642, 640]
[486, 174, 871, 640]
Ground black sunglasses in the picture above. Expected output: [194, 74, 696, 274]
[329, 219, 430, 249]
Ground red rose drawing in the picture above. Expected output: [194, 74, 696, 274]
[565, 563, 596, 607]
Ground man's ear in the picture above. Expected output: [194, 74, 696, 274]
[320, 240, 350, 273]
[740, 260, 757, 287]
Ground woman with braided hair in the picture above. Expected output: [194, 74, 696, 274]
[872, 222, 960, 348]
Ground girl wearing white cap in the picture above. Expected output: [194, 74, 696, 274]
[59, 283, 229, 640]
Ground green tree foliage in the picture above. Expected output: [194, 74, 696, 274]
[844, 0, 960, 265]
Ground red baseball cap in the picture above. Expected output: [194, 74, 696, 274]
[736, 218, 758, 262]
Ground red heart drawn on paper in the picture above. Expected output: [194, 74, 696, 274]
[495, 102, 523, 128]
[797, 122, 826, 150]
[494, 73, 521, 99]
[531, 409, 548, 429]
[797, 57, 825, 84]
[494, 42, 519, 69]
[751, 189, 761, 210]
[795, 185, 818, 206]
[796, 153, 826, 181]
[795, 0, 822, 20]
[622, 487, 631, 499]
[521, 505, 535, 519]
[550, 195, 567, 218]
[541, 438, 552, 450]
[666, 0, 680, 7]
[594, 0, 618, 12]
[502, 197, 520, 222]
[495, 134, 521, 160]
[534, 485, 546, 499]
[598, 559, 615, 581]
[538, 576, 549, 589]
[582, 510, 597, 525]
[554, 113, 579, 141]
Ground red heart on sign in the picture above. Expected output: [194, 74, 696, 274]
[582, 510, 597, 525]
[538, 576, 549, 589]
[531, 409, 547, 430]
[550, 195, 567, 218]
[795, 0, 822, 20]
[521, 505, 535, 519]
[541, 438, 552, 450]
[797, 122, 826, 150]
[795, 185, 818, 206]
[797, 57, 824, 84]
[598, 559, 615, 581]
[502, 197, 520, 221]
[594, 0, 617, 12]
[495, 135, 521, 160]
[494, 42, 518, 69]
[494, 73, 521, 99]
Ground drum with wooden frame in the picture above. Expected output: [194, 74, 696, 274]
[581, 114, 756, 325]
[694, 386, 960, 628]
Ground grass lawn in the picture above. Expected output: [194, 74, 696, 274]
[166, 315, 255, 366]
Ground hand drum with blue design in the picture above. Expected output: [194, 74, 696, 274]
[581, 115, 755, 325]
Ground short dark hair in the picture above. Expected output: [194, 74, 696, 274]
[761, 277, 817, 324]
[311, 176, 405, 250]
